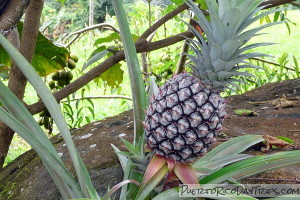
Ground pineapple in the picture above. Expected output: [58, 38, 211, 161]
[144, 0, 279, 163]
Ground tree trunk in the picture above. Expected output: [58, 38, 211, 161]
[0, 0, 44, 168]
[89, 0, 94, 27]
[0, 30, 20, 168]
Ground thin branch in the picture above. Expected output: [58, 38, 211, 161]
[250, 57, 295, 71]
[62, 23, 120, 47]
[28, 31, 193, 114]
[260, 0, 296, 8]
[290, 2, 300, 6]
[138, 3, 189, 41]
[61, 95, 132, 102]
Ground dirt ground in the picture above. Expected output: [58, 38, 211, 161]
[221, 78, 300, 184]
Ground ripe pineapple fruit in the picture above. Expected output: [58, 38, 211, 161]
[144, 0, 279, 163]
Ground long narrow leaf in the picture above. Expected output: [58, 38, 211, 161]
[136, 165, 168, 200]
[102, 179, 140, 200]
[111, 144, 128, 172]
[195, 135, 264, 164]
[119, 159, 134, 200]
[111, 0, 147, 145]
[0, 107, 83, 199]
[196, 154, 253, 171]
[0, 33, 98, 199]
[82, 49, 109, 71]
[142, 155, 167, 186]
[201, 151, 300, 184]
[173, 163, 199, 185]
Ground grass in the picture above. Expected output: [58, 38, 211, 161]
[4, 7, 300, 166]
[251, 10, 300, 61]
[4, 135, 30, 166]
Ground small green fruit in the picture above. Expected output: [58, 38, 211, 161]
[70, 53, 79, 63]
[159, 53, 165, 61]
[67, 59, 76, 69]
[39, 111, 47, 117]
[161, 54, 170, 62]
[58, 79, 66, 87]
[162, 71, 169, 78]
[38, 117, 43, 126]
[48, 80, 56, 89]
[43, 116, 50, 129]
[59, 70, 67, 79]
[51, 72, 59, 81]
[66, 71, 73, 81]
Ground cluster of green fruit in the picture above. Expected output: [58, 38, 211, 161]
[158, 52, 175, 78]
[47, 53, 78, 90]
[37, 110, 53, 134]
[38, 53, 79, 133]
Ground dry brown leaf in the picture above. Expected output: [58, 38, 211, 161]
[272, 97, 300, 109]
[261, 135, 289, 152]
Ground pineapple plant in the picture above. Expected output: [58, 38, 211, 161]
[144, 0, 279, 164]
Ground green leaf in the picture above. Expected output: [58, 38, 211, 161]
[18, 22, 68, 76]
[100, 62, 124, 88]
[87, 106, 95, 119]
[136, 165, 168, 200]
[120, 137, 139, 155]
[85, 116, 91, 123]
[148, 76, 159, 102]
[234, 109, 258, 116]
[86, 98, 95, 109]
[196, 0, 208, 10]
[94, 32, 121, 46]
[111, 144, 128, 172]
[273, 11, 280, 22]
[82, 49, 109, 71]
[173, 163, 199, 184]
[171, 0, 184, 4]
[141, 155, 167, 186]
[198, 154, 253, 171]
[0, 83, 83, 199]
[276, 136, 294, 144]
[0, 33, 99, 199]
[200, 151, 300, 184]
[152, 188, 183, 200]
[195, 135, 264, 164]
[102, 179, 140, 200]
[112, 0, 147, 145]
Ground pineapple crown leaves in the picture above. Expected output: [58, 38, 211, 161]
[185, 0, 285, 90]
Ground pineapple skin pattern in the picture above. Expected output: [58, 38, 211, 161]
[144, 73, 226, 163]
[144, 0, 279, 163]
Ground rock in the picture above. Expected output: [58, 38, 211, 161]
[0, 111, 134, 200]
[0, 78, 300, 199]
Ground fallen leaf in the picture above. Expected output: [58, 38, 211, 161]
[272, 97, 300, 109]
[234, 109, 258, 116]
[261, 135, 289, 152]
